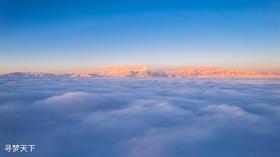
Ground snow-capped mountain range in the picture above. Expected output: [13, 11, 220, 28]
[1, 66, 280, 78]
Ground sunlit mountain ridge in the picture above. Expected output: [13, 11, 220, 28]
[1, 66, 280, 78]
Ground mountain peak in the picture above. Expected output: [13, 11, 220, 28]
[1, 66, 279, 78]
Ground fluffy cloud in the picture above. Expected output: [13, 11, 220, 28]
[0, 77, 279, 157]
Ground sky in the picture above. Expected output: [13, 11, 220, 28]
[0, 0, 279, 73]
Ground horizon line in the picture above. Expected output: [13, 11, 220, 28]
[1, 65, 279, 78]
[1, 65, 279, 74]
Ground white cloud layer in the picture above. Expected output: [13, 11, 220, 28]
[0, 77, 279, 157]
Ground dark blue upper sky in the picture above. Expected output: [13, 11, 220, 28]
[0, 0, 279, 73]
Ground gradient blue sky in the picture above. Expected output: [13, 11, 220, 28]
[0, 0, 279, 73]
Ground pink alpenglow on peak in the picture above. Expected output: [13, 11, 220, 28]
[84, 66, 280, 78]
[2, 66, 279, 78]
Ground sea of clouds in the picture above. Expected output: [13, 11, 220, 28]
[0, 77, 279, 157]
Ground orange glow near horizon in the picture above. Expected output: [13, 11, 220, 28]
[1, 65, 279, 73]
[1, 65, 279, 78]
